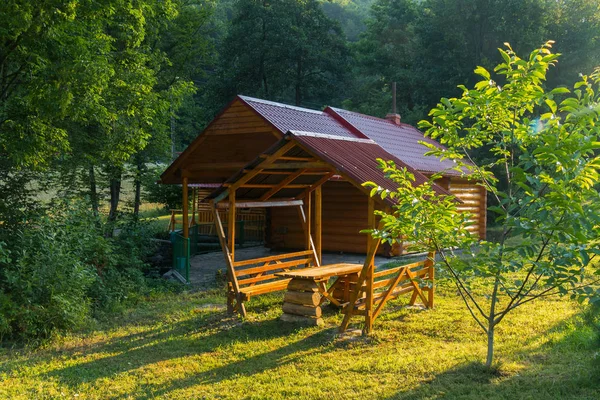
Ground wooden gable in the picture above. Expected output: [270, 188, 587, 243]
[160, 99, 281, 184]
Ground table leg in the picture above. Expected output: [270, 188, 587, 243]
[281, 278, 323, 326]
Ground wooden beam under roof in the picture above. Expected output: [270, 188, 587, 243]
[215, 199, 304, 209]
[262, 162, 330, 170]
[260, 169, 307, 201]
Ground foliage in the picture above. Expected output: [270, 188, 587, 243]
[367, 43, 600, 367]
[209, 0, 349, 109]
[347, 0, 600, 125]
[0, 201, 166, 342]
[143, 165, 183, 210]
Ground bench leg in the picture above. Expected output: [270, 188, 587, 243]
[227, 291, 235, 314]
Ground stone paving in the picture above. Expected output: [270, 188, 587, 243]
[189, 245, 419, 288]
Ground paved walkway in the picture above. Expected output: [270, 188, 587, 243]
[189, 246, 417, 287]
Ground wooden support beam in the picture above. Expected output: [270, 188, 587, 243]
[230, 183, 311, 189]
[182, 176, 189, 239]
[305, 192, 312, 251]
[216, 199, 304, 209]
[260, 169, 307, 201]
[260, 155, 317, 162]
[262, 162, 330, 170]
[297, 204, 321, 268]
[296, 172, 335, 199]
[315, 186, 322, 265]
[213, 141, 298, 204]
[228, 191, 236, 262]
[364, 197, 376, 334]
[426, 251, 436, 308]
[211, 202, 246, 317]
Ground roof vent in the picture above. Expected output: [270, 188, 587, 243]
[386, 81, 401, 125]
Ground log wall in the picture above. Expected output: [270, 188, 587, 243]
[448, 178, 487, 239]
[269, 181, 394, 255]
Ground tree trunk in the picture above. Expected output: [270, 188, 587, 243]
[486, 322, 495, 368]
[107, 166, 122, 235]
[89, 165, 99, 217]
[133, 163, 142, 220]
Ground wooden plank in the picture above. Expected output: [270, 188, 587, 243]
[373, 261, 425, 279]
[240, 279, 291, 297]
[314, 185, 322, 265]
[262, 162, 330, 169]
[276, 263, 363, 279]
[186, 162, 247, 170]
[232, 250, 313, 267]
[182, 176, 189, 239]
[364, 197, 376, 334]
[211, 203, 246, 317]
[217, 199, 303, 209]
[282, 303, 322, 317]
[426, 251, 435, 308]
[228, 191, 236, 262]
[373, 269, 407, 319]
[284, 291, 321, 306]
[297, 203, 321, 268]
[236, 258, 312, 280]
[233, 183, 310, 189]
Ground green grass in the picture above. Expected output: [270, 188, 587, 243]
[0, 285, 598, 399]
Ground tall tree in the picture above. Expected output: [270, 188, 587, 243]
[211, 0, 349, 108]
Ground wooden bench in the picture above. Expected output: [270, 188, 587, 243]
[228, 250, 318, 314]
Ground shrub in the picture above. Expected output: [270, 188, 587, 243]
[0, 200, 171, 342]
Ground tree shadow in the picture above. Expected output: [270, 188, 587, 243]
[134, 327, 336, 399]
[41, 310, 324, 390]
[383, 313, 600, 399]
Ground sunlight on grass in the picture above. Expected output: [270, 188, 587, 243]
[0, 286, 597, 399]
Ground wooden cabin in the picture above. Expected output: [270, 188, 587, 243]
[160, 96, 487, 255]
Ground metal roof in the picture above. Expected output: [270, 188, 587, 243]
[239, 95, 358, 139]
[239, 95, 462, 176]
[325, 107, 462, 176]
[289, 131, 451, 199]
[207, 132, 451, 206]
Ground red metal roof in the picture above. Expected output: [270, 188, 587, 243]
[239, 95, 461, 176]
[207, 132, 451, 205]
[325, 107, 462, 176]
[289, 132, 451, 201]
[239, 96, 358, 139]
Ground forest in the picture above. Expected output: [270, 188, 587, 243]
[1, 0, 599, 342]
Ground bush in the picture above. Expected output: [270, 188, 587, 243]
[0, 200, 171, 343]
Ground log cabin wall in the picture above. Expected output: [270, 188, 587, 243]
[448, 178, 487, 239]
[268, 180, 396, 255]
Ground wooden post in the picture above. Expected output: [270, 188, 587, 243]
[211, 203, 246, 317]
[182, 176, 189, 239]
[364, 197, 376, 334]
[228, 191, 236, 262]
[304, 191, 312, 251]
[314, 186, 322, 265]
[426, 251, 436, 308]
[191, 187, 197, 227]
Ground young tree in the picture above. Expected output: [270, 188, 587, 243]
[366, 42, 600, 368]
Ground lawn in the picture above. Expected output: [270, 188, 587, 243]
[0, 284, 598, 399]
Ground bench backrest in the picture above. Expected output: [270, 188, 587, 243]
[232, 250, 317, 290]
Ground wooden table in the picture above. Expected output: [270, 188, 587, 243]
[276, 263, 363, 324]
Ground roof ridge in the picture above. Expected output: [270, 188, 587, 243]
[287, 130, 376, 144]
[329, 106, 415, 128]
[238, 95, 323, 115]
